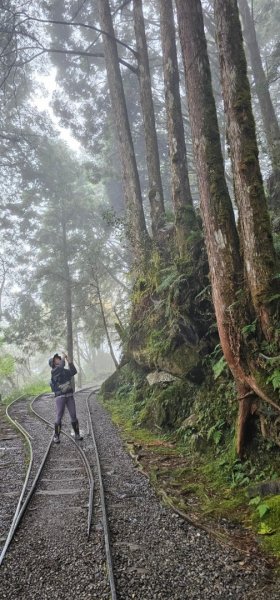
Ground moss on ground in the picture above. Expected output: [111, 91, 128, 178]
[253, 496, 280, 558]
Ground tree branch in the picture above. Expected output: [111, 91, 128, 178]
[5, 45, 137, 74]
[19, 12, 138, 57]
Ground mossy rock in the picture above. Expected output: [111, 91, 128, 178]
[140, 379, 198, 430]
[131, 342, 204, 381]
[100, 369, 121, 400]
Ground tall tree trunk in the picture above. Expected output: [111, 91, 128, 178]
[0, 259, 7, 321]
[61, 213, 73, 363]
[238, 0, 280, 174]
[175, 0, 255, 454]
[132, 0, 166, 238]
[214, 0, 278, 339]
[159, 0, 197, 258]
[96, 277, 119, 370]
[175, 0, 280, 455]
[75, 330, 83, 388]
[96, 0, 149, 259]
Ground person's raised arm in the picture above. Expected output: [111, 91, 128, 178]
[63, 353, 77, 376]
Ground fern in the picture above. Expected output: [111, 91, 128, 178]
[241, 319, 257, 335]
[156, 270, 178, 293]
[267, 369, 280, 391]
[213, 356, 227, 379]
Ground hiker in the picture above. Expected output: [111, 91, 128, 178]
[49, 352, 83, 444]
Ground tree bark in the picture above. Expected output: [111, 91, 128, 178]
[96, 0, 149, 259]
[214, 0, 277, 339]
[236, 383, 256, 457]
[175, 0, 242, 351]
[238, 0, 280, 174]
[132, 0, 166, 238]
[174, 0, 254, 454]
[175, 0, 280, 455]
[159, 0, 197, 258]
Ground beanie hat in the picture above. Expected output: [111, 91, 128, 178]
[48, 353, 61, 368]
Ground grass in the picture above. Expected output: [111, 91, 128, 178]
[2, 380, 50, 406]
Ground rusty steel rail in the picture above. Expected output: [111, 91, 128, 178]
[0, 389, 97, 566]
[0, 395, 52, 566]
[86, 389, 117, 600]
[30, 392, 96, 538]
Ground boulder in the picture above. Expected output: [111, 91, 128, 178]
[146, 371, 179, 386]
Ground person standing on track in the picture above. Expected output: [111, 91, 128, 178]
[49, 352, 83, 444]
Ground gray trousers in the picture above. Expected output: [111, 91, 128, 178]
[55, 394, 77, 425]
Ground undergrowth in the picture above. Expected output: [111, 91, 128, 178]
[100, 364, 280, 559]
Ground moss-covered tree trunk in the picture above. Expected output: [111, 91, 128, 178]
[214, 0, 278, 340]
[175, 0, 242, 360]
[97, 0, 149, 259]
[133, 0, 166, 238]
[174, 0, 256, 455]
[238, 0, 280, 176]
[159, 0, 197, 258]
[175, 0, 280, 455]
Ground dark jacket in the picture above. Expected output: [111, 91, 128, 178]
[50, 358, 77, 396]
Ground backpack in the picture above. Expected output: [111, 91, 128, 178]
[58, 381, 73, 394]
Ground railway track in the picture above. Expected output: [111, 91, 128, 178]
[0, 389, 117, 600]
[1, 388, 276, 599]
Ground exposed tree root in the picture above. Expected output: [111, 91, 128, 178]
[245, 375, 280, 413]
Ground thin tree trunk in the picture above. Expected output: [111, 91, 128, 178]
[214, 0, 277, 339]
[75, 330, 83, 388]
[96, 278, 119, 370]
[113, 306, 126, 343]
[132, 0, 166, 238]
[61, 212, 74, 363]
[96, 0, 149, 259]
[238, 0, 280, 174]
[159, 0, 197, 258]
[0, 259, 7, 321]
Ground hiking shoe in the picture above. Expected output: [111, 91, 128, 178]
[53, 434, 60, 444]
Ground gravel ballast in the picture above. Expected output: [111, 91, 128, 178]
[0, 389, 279, 599]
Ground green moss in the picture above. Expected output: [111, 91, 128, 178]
[128, 238, 214, 379]
[254, 496, 280, 557]
[138, 379, 197, 431]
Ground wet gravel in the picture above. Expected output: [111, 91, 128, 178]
[1, 389, 280, 599]
[87, 396, 280, 600]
